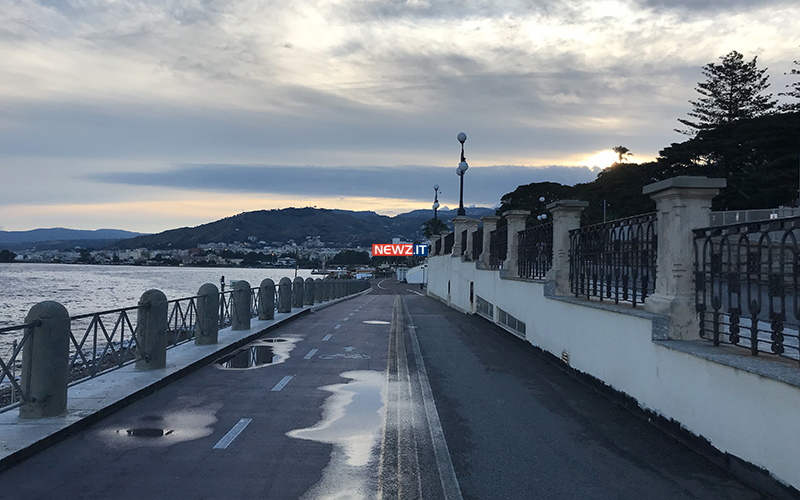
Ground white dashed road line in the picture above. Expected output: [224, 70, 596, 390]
[322, 334, 333, 341]
[303, 349, 318, 360]
[334, 324, 342, 329]
[213, 418, 252, 450]
[271, 375, 294, 392]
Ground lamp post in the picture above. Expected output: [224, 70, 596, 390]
[433, 184, 440, 221]
[456, 132, 468, 216]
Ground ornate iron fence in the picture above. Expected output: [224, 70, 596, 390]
[569, 212, 657, 307]
[472, 227, 483, 261]
[443, 233, 455, 254]
[518, 222, 553, 280]
[435, 238, 442, 255]
[489, 225, 508, 270]
[694, 216, 800, 364]
[461, 230, 468, 259]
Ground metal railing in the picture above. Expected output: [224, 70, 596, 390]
[472, 227, 483, 261]
[68, 305, 141, 382]
[435, 238, 442, 255]
[0, 322, 37, 408]
[569, 212, 657, 307]
[518, 222, 553, 280]
[443, 233, 454, 254]
[694, 216, 800, 364]
[489, 225, 508, 270]
[461, 230, 468, 259]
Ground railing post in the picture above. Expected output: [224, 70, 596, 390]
[19, 301, 70, 418]
[545, 200, 588, 295]
[430, 235, 441, 256]
[643, 176, 726, 340]
[304, 277, 315, 305]
[196, 283, 219, 345]
[452, 216, 468, 257]
[136, 289, 167, 371]
[463, 219, 480, 261]
[480, 216, 500, 268]
[503, 210, 530, 278]
[292, 277, 304, 308]
[231, 280, 251, 331]
[314, 278, 323, 303]
[278, 277, 292, 313]
[322, 279, 330, 301]
[259, 279, 275, 320]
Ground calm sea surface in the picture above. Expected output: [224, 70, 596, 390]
[0, 263, 314, 330]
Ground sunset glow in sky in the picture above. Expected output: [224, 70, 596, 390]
[1, 0, 799, 232]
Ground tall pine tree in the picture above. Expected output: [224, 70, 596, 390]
[779, 51, 800, 112]
[676, 51, 776, 135]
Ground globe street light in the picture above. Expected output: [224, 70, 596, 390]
[456, 132, 468, 216]
[433, 184, 440, 221]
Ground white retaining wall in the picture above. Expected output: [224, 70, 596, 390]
[428, 254, 800, 491]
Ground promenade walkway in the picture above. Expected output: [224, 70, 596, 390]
[0, 279, 769, 499]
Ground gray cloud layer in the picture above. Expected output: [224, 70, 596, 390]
[90, 164, 600, 206]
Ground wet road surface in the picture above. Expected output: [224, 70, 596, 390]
[0, 279, 770, 499]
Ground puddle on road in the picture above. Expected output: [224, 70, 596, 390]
[101, 408, 218, 448]
[216, 337, 299, 370]
[362, 320, 390, 325]
[288, 370, 386, 500]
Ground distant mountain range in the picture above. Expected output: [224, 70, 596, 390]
[2, 207, 496, 251]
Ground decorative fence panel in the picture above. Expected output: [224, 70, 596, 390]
[444, 233, 455, 254]
[694, 216, 800, 364]
[489, 225, 508, 270]
[461, 230, 468, 259]
[569, 212, 657, 307]
[518, 222, 553, 280]
[472, 227, 483, 261]
[435, 238, 442, 255]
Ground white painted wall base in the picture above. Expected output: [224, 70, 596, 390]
[427, 254, 800, 491]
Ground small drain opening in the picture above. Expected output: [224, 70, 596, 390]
[125, 428, 173, 438]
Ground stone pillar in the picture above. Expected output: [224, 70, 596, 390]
[315, 278, 323, 303]
[322, 279, 330, 301]
[292, 277, 304, 308]
[480, 216, 500, 268]
[545, 200, 588, 295]
[19, 301, 70, 418]
[335, 280, 343, 299]
[430, 235, 441, 256]
[196, 283, 219, 345]
[504, 210, 530, 278]
[451, 216, 468, 257]
[643, 176, 726, 340]
[463, 218, 480, 261]
[278, 277, 292, 313]
[258, 279, 275, 320]
[304, 277, 315, 305]
[136, 289, 168, 371]
[231, 280, 251, 331]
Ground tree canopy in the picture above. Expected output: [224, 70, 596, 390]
[677, 51, 776, 135]
[779, 50, 800, 112]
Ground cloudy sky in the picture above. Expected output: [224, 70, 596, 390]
[1, 0, 799, 233]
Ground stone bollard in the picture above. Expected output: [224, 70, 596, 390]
[452, 216, 468, 257]
[232, 280, 251, 331]
[293, 277, 304, 308]
[196, 283, 219, 345]
[314, 278, 323, 303]
[259, 279, 276, 320]
[430, 235, 441, 256]
[545, 201, 588, 295]
[304, 277, 315, 305]
[278, 277, 292, 313]
[136, 289, 168, 371]
[336, 280, 343, 299]
[463, 219, 480, 261]
[19, 301, 70, 418]
[323, 280, 331, 301]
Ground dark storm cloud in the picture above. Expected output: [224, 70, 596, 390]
[89, 164, 599, 206]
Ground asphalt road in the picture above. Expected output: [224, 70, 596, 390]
[0, 279, 769, 499]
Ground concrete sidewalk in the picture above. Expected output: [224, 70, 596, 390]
[0, 290, 370, 471]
